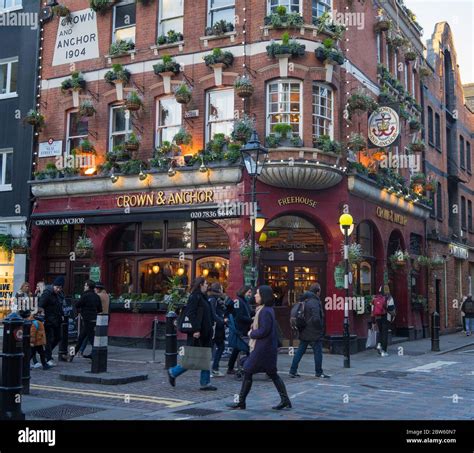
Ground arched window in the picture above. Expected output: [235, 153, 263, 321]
[354, 221, 375, 296]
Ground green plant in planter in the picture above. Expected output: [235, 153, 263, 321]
[409, 118, 421, 132]
[313, 134, 343, 154]
[75, 234, 93, 251]
[53, 4, 71, 17]
[125, 90, 143, 111]
[24, 109, 45, 128]
[224, 143, 242, 163]
[389, 250, 409, 268]
[231, 114, 255, 144]
[315, 38, 345, 65]
[266, 33, 306, 58]
[107, 144, 131, 163]
[341, 242, 363, 265]
[79, 139, 95, 153]
[157, 140, 180, 156]
[203, 48, 234, 67]
[415, 255, 431, 268]
[276, 5, 287, 16]
[174, 83, 192, 104]
[347, 132, 366, 152]
[347, 161, 369, 176]
[378, 88, 397, 105]
[120, 159, 147, 175]
[387, 31, 407, 49]
[234, 75, 254, 98]
[89, 0, 116, 14]
[347, 89, 379, 118]
[399, 108, 410, 121]
[290, 135, 303, 147]
[313, 11, 346, 40]
[0, 234, 13, 258]
[109, 39, 135, 56]
[205, 19, 235, 36]
[173, 128, 192, 146]
[419, 65, 431, 79]
[61, 71, 86, 92]
[411, 172, 426, 184]
[239, 237, 260, 258]
[164, 276, 189, 313]
[153, 54, 181, 75]
[408, 140, 425, 154]
[62, 166, 80, 177]
[157, 30, 184, 45]
[266, 134, 280, 148]
[78, 99, 96, 117]
[44, 163, 59, 178]
[104, 64, 131, 84]
[124, 133, 141, 151]
[11, 237, 28, 253]
[272, 123, 293, 138]
[404, 47, 417, 61]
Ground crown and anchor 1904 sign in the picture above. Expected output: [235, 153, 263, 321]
[368, 106, 400, 148]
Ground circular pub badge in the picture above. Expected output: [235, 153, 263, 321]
[13, 328, 23, 341]
[368, 106, 400, 147]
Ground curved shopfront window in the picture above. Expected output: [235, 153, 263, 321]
[354, 221, 375, 296]
[138, 258, 191, 295]
[196, 256, 229, 289]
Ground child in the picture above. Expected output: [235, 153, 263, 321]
[28, 310, 51, 370]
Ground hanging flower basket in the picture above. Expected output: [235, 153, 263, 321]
[125, 90, 143, 111]
[389, 250, 409, 268]
[124, 133, 141, 152]
[374, 14, 392, 32]
[12, 238, 28, 254]
[75, 248, 93, 258]
[235, 84, 254, 98]
[174, 84, 192, 104]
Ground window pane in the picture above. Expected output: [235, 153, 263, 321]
[196, 257, 229, 289]
[113, 109, 127, 133]
[161, 17, 183, 34]
[160, 98, 181, 127]
[140, 221, 164, 250]
[211, 0, 234, 7]
[4, 153, 12, 185]
[9, 61, 17, 93]
[209, 90, 234, 121]
[139, 258, 190, 295]
[167, 221, 192, 249]
[161, 0, 183, 19]
[0, 64, 7, 94]
[115, 27, 135, 43]
[115, 3, 136, 28]
[112, 259, 134, 295]
[113, 135, 126, 147]
[69, 113, 88, 137]
[196, 221, 228, 249]
[117, 225, 135, 252]
[210, 7, 235, 26]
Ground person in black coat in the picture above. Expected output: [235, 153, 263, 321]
[69, 280, 102, 361]
[226, 285, 253, 374]
[168, 277, 217, 391]
[38, 276, 65, 365]
[228, 285, 292, 411]
[208, 282, 227, 377]
[289, 283, 330, 378]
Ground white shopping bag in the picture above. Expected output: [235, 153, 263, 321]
[365, 327, 377, 349]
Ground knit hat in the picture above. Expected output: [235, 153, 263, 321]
[95, 281, 105, 289]
[53, 276, 65, 287]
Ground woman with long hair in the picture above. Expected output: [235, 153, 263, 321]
[228, 285, 292, 410]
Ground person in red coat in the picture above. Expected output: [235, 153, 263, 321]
[227, 285, 292, 410]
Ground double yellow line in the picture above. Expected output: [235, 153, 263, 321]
[31, 384, 192, 408]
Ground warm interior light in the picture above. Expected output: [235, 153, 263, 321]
[214, 262, 221, 269]
[177, 267, 185, 276]
[152, 265, 160, 274]
[84, 167, 96, 175]
[202, 269, 209, 277]
[148, 268, 152, 275]
[225, 270, 229, 277]
[254, 216, 266, 233]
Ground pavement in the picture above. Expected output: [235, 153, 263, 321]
[5, 331, 474, 420]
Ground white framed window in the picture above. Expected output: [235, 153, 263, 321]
[411, 70, 416, 97]
[0, 0, 22, 12]
[159, 0, 184, 35]
[376, 33, 381, 64]
[385, 43, 390, 69]
[0, 58, 18, 98]
[393, 51, 398, 78]
[0, 149, 13, 191]
[267, 79, 302, 138]
[312, 0, 331, 20]
[113, 0, 136, 43]
[109, 106, 132, 150]
[66, 111, 88, 155]
[206, 88, 234, 141]
[268, 0, 301, 15]
[312, 82, 333, 139]
[404, 62, 409, 89]
[208, 0, 235, 27]
[156, 97, 182, 146]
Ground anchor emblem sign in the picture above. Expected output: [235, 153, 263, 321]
[368, 106, 400, 148]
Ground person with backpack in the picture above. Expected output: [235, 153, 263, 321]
[168, 277, 217, 391]
[289, 283, 329, 378]
[461, 294, 474, 336]
[207, 282, 227, 377]
[371, 285, 393, 357]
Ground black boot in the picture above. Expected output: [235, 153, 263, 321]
[227, 374, 252, 410]
[271, 374, 292, 410]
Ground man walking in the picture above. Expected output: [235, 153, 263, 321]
[289, 283, 330, 379]
[38, 276, 65, 366]
[461, 294, 474, 336]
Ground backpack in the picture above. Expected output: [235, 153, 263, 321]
[372, 295, 388, 316]
[464, 299, 474, 315]
[295, 302, 306, 331]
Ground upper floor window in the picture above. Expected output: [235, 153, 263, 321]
[0, 0, 21, 11]
[393, 52, 398, 79]
[427, 106, 434, 146]
[312, 0, 331, 19]
[156, 97, 182, 146]
[460, 136, 465, 169]
[312, 82, 333, 140]
[376, 33, 381, 64]
[385, 43, 390, 69]
[461, 196, 467, 231]
[411, 69, 416, 97]
[436, 183, 443, 221]
[0, 58, 18, 97]
[0, 150, 12, 191]
[113, 0, 136, 43]
[435, 113, 441, 150]
[159, 0, 184, 35]
[206, 88, 234, 141]
[66, 111, 88, 155]
[468, 200, 473, 233]
[110, 106, 132, 150]
[467, 142, 472, 174]
[268, 0, 301, 14]
[404, 63, 409, 89]
[267, 79, 302, 138]
[208, 0, 235, 28]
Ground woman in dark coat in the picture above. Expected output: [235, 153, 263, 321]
[168, 277, 217, 391]
[228, 285, 292, 410]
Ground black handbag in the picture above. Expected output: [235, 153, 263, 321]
[177, 305, 194, 334]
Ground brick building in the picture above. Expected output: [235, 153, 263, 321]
[28, 0, 473, 349]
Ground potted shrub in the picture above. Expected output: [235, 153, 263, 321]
[75, 234, 93, 258]
[234, 75, 254, 98]
[409, 118, 421, 132]
[414, 255, 431, 270]
[204, 48, 234, 86]
[231, 114, 255, 144]
[374, 10, 392, 32]
[205, 19, 234, 36]
[340, 242, 363, 265]
[12, 237, 28, 254]
[315, 38, 345, 65]
[425, 174, 437, 192]
[411, 172, 425, 184]
[389, 250, 409, 268]
[347, 132, 366, 152]
[272, 123, 293, 142]
[24, 109, 45, 128]
[411, 295, 427, 311]
[109, 39, 135, 57]
[124, 133, 141, 152]
[173, 128, 192, 146]
[266, 32, 305, 77]
[378, 88, 397, 105]
[104, 64, 131, 100]
[78, 99, 96, 117]
[419, 65, 431, 80]
[347, 89, 379, 118]
[266, 134, 280, 148]
[125, 90, 143, 111]
[0, 234, 13, 260]
[79, 139, 95, 153]
[387, 31, 407, 49]
[408, 140, 425, 153]
[53, 4, 71, 17]
[157, 30, 184, 46]
[89, 0, 116, 14]
[61, 71, 86, 107]
[404, 47, 417, 62]
[153, 55, 181, 93]
[174, 83, 192, 104]
[290, 136, 303, 147]
[108, 145, 131, 163]
[313, 134, 343, 154]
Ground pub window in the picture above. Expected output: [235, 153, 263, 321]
[436, 183, 443, 221]
[312, 0, 331, 20]
[409, 233, 422, 255]
[267, 80, 302, 139]
[167, 221, 192, 249]
[139, 258, 191, 295]
[467, 142, 472, 174]
[0, 149, 12, 191]
[468, 200, 473, 233]
[429, 190, 436, 219]
[112, 0, 136, 43]
[112, 259, 134, 295]
[196, 256, 229, 288]
[355, 221, 375, 296]
[208, 0, 235, 28]
[460, 136, 465, 169]
[156, 97, 182, 146]
[0, 58, 18, 97]
[206, 88, 234, 141]
[66, 111, 88, 155]
[268, 0, 301, 14]
[140, 221, 165, 250]
[196, 221, 228, 249]
[117, 225, 136, 252]
[435, 113, 441, 150]
[312, 82, 333, 140]
[427, 107, 434, 146]
[461, 196, 467, 231]
[109, 106, 132, 150]
[159, 0, 184, 36]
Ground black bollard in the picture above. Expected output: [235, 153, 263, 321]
[431, 311, 440, 352]
[165, 312, 177, 369]
[0, 312, 25, 420]
[22, 319, 31, 395]
[91, 315, 108, 374]
[58, 314, 69, 362]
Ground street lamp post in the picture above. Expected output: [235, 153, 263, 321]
[339, 213, 354, 369]
[241, 131, 268, 289]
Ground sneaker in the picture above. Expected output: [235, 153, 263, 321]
[381, 351, 389, 357]
[42, 364, 52, 370]
[289, 372, 300, 378]
[376, 343, 382, 355]
[200, 385, 217, 391]
[315, 373, 331, 379]
[212, 370, 225, 377]
[168, 370, 176, 387]
[33, 362, 42, 369]
[46, 360, 56, 367]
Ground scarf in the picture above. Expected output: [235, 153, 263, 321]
[249, 305, 264, 353]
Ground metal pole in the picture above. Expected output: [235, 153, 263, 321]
[431, 311, 440, 352]
[250, 174, 257, 290]
[91, 314, 108, 374]
[152, 316, 157, 362]
[165, 311, 177, 368]
[343, 227, 351, 368]
[58, 314, 69, 362]
[22, 319, 31, 394]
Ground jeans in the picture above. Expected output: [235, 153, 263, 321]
[169, 364, 211, 387]
[31, 346, 47, 366]
[465, 317, 474, 334]
[44, 324, 62, 362]
[75, 320, 96, 355]
[212, 340, 225, 371]
[290, 340, 323, 375]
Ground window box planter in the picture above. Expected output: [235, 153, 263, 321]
[204, 48, 234, 86]
[157, 30, 184, 46]
[408, 141, 425, 153]
[124, 133, 140, 152]
[411, 173, 426, 185]
[263, 11, 304, 30]
[373, 11, 392, 32]
[12, 238, 28, 254]
[79, 139, 95, 153]
[173, 128, 192, 146]
[153, 55, 181, 94]
[266, 33, 305, 77]
[109, 40, 135, 58]
[205, 19, 234, 37]
[104, 64, 131, 101]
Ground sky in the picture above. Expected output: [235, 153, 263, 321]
[404, 0, 474, 85]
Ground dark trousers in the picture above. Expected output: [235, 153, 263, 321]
[75, 320, 96, 355]
[290, 340, 323, 375]
[228, 347, 249, 371]
[376, 317, 390, 352]
[212, 338, 225, 371]
[31, 346, 48, 366]
[44, 324, 62, 361]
